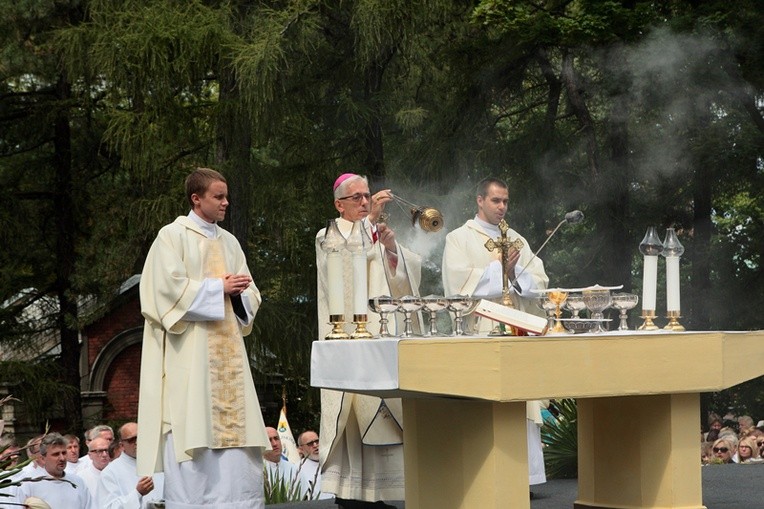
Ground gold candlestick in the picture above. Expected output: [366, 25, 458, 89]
[638, 310, 659, 331]
[664, 310, 685, 332]
[326, 314, 350, 340]
[351, 314, 374, 339]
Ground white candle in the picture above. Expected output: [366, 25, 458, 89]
[327, 251, 344, 316]
[352, 253, 368, 315]
[666, 256, 680, 311]
[642, 255, 658, 311]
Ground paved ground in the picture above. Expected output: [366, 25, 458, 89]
[272, 463, 764, 508]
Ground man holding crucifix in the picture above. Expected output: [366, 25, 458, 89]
[441, 176, 549, 488]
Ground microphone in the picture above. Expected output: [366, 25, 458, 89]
[510, 210, 584, 293]
[565, 210, 584, 224]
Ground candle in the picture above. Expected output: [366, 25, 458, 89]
[642, 255, 658, 311]
[352, 252, 368, 315]
[662, 228, 684, 313]
[327, 251, 344, 316]
[320, 219, 347, 318]
[346, 220, 370, 316]
[666, 256, 680, 311]
[638, 226, 663, 314]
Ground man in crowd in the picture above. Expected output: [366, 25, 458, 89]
[0, 435, 20, 468]
[296, 430, 331, 500]
[78, 435, 111, 500]
[441, 177, 549, 489]
[77, 425, 115, 474]
[315, 173, 422, 509]
[17, 435, 45, 478]
[264, 427, 301, 494]
[137, 167, 269, 508]
[14, 432, 92, 508]
[64, 434, 81, 473]
[98, 422, 163, 509]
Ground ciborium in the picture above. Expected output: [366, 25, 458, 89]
[611, 293, 639, 331]
[582, 286, 612, 334]
[368, 295, 400, 338]
[564, 294, 586, 319]
[421, 295, 447, 336]
[537, 296, 557, 331]
[446, 295, 475, 336]
[399, 295, 423, 337]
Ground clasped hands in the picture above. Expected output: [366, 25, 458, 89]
[224, 273, 252, 296]
[503, 248, 521, 278]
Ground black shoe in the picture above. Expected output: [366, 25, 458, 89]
[335, 498, 397, 509]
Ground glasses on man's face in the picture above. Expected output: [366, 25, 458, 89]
[338, 193, 371, 203]
[757, 441, 764, 447]
[713, 447, 729, 453]
[121, 436, 137, 444]
[302, 439, 319, 448]
[90, 448, 110, 455]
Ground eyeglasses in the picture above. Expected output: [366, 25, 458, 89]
[757, 441, 764, 447]
[89, 448, 110, 455]
[713, 447, 729, 453]
[740, 445, 752, 449]
[121, 436, 137, 444]
[338, 193, 371, 203]
[301, 439, 319, 447]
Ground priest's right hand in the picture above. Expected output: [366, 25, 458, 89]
[224, 273, 252, 296]
[503, 249, 520, 278]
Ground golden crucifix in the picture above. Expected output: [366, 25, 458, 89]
[484, 219, 524, 308]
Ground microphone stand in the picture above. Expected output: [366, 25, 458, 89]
[510, 211, 583, 293]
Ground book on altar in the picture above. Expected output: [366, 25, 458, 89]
[474, 299, 549, 335]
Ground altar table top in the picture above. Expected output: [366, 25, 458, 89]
[311, 330, 764, 401]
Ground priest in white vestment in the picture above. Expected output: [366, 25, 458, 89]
[137, 168, 269, 509]
[442, 177, 549, 486]
[315, 173, 422, 509]
[97, 422, 164, 509]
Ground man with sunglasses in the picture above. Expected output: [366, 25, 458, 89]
[98, 422, 164, 508]
[315, 173, 422, 509]
[296, 431, 331, 500]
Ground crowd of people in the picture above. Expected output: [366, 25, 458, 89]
[702, 413, 764, 465]
[0, 423, 330, 508]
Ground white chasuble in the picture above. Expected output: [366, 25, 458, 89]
[137, 216, 268, 478]
[315, 217, 421, 501]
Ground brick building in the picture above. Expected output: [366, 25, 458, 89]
[80, 275, 144, 428]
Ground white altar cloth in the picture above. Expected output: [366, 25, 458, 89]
[311, 338, 401, 391]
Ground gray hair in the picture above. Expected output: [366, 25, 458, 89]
[88, 425, 114, 441]
[39, 433, 66, 456]
[334, 175, 368, 200]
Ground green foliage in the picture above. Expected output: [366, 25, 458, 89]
[0, 362, 79, 430]
[1, 0, 764, 436]
[263, 464, 304, 504]
[541, 399, 578, 479]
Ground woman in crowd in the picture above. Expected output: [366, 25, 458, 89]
[711, 438, 736, 464]
[737, 437, 762, 463]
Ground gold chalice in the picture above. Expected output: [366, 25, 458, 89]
[547, 290, 569, 334]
